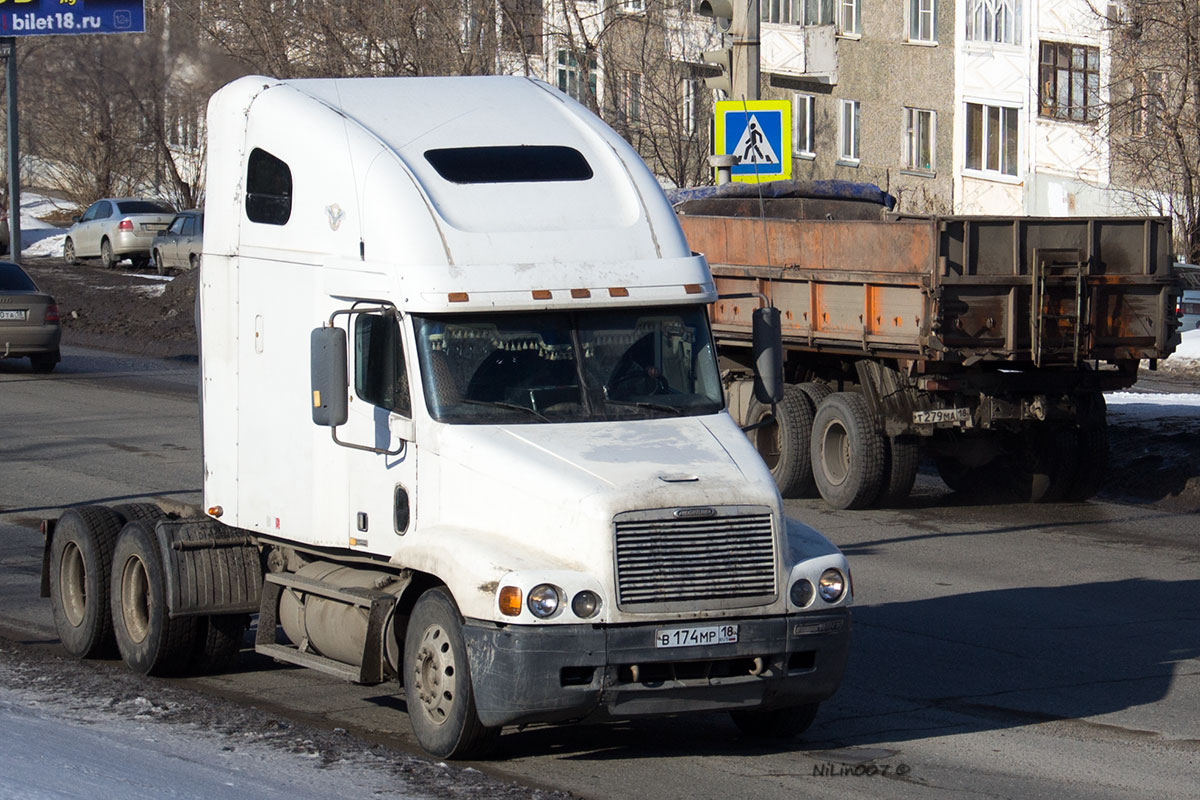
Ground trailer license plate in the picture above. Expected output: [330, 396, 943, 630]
[913, 408, 971, 424]
[656, 624, 738, 649]
[0, 309, 26, 321]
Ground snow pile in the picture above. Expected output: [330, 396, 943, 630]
[1158, 328, 1200, 379]
[12, 191, 71, 258]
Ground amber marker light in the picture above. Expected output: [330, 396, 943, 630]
[499, 586, 523, 616]
[684, 284, 703, 294]
[207, 506, 224, 518]
[608, 287, 629, 297]
[532, 289, 552, 300]
[448, 292, 469, 303]
[570, 288, 591, 298]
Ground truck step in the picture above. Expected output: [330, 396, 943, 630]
[255, 642, 366, 683]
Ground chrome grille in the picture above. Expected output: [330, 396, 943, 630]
[614, 510, 777, 611]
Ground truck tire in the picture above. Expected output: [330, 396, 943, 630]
[403, 588, 499, 759]
[49, 506, 125, 659]
[877, 435, 920, 507]
[1007, 428, 1077, 503]
[746, 385, 815, 498]
[1066, 394, 1108, 501]
[730, 702, 819, 738]
[111, 502, 166, 524]
[111, 521, 197, 676]
[936, 457, 987, 495]
[811, 392, 885, 510]
[796, 381, 832, 408]
[190, 615, 247, 674]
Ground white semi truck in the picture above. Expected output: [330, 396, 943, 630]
[42, 75, 852, 759]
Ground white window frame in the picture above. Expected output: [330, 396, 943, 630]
[556, 49, 597, 103]
[902, 107, 935, 172]
[838, 0, 860, 35]
[794, 94, 815, 157]
[803, 0, 834, 25]
[906, 0, 936, 43]
[965, 0, 1021, 46]
[683, 78, 698, 136]
[838, 98, 860, 164]
[620, 0, 645, 12]
[964, 101, 1019, 178]
[621, 71, 643, 124]
[762, 0, 802, 25]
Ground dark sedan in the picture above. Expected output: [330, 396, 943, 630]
[0, 261, 61, 373]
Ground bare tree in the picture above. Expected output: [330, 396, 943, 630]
[1096, 1, 1200, 259]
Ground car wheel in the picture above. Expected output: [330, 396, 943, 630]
[63, 238, 77, 266]
[49, 506, 126, 659]
[100, 238, 117, 269]
[189, 253, 199, 271]
[154, 250, 167, 276]
[403, 587, 499, 759]
[29, 348, 59, 374]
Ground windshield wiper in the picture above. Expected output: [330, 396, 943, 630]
[604, 399, 685, 416]
[461, 398, 551, 422]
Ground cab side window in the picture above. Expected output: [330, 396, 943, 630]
[354, 312, 411, 416]
[246, 148, 292, 225]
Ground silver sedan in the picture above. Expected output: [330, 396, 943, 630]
[63, 198, 176, 270]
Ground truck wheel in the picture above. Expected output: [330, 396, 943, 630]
[936, 457, 987, 495]
[811, 393, 885, 510]
[191, 615, 247, 674]
[746, 385, 815, 498]
[111, 521, 197, 675]
[1066, 395, 1108, 501]
[730, 702, 819, 738]
[403, 588, 499, 759]
[1007, 428, 1077, 503]
[111, 502, 165, 523]
[796, 381, 831, 408]
[876, 436, 920, 507]
[49, 506, 125, 659]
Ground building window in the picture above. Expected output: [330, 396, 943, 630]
[763, 0, 802, 25]
[839, 99, 860, 162]
[557, 49, 597, 103]
[1039, 41, 1100, 123]
[803, 0, 834, 24]
[794, 94, 815, 156]
[965, 102, 1018, 177]
[617, 71, 642, 124]
[903, 108, 935, 172]
[965, 0, 1021, 45]
[907, 0, 936, 42]
[1132, 71, 1167, 138]
[838, 0, 860, 34]
[620, 0, 645, 12]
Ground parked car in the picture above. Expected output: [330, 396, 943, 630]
[0, 260, 60, 373]
[1178, 263, 1200, 331]
[63, 198, 176, 270]
[151, 210, 203, 275]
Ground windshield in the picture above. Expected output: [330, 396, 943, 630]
[413, 307, 724, 424]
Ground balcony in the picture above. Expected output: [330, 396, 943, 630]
[761, 23, 837, 84]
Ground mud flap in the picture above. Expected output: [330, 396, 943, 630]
[153, 519, 263, 617]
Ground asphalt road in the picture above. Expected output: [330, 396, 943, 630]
[1, 347, 1198, 799]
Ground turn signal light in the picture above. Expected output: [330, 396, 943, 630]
[448, 292, 469, 303]
[499, 586, 522, 616]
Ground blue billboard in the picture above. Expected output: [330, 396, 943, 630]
[0, 1, 145, 37]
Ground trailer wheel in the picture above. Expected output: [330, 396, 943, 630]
[876, 435, 920, 507]
[111, 521, 197, 675]
[49, 506, 125, 659]
[936, 457, 988, 495]
[1008, 428, 1077, 503]
[730, 702, 819, 738]
[403, 588, 499, 759]
[1066, 395, 1108, 501]
[747, 385, 815, 498]
[811, 393, 885, 510]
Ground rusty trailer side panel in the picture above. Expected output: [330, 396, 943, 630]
[679, 213, 1180, 365]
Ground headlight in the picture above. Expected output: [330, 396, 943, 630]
[818, 569, 845, 603]
[790, 578, 815, 607]
[527, 584, 561, 618]
[571, 590, 601, 619]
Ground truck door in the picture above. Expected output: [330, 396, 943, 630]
[339, 307, 418, 554]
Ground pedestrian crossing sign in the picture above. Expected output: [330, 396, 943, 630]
[715, 100, 792, 183]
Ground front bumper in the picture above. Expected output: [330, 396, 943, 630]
[463, 610, 850, 728]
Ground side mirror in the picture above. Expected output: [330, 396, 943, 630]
[752, 306, 784, 405]
[310, 326, 348, 426]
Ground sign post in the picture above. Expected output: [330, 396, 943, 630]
[0, 2, 146, 260]
[713, 99, 792, 185]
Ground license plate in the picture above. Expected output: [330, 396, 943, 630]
[655, 624, 738, 649]
[0, 309, 26, 321]
[913, 407, 971, 424]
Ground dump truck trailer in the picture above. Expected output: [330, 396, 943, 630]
[675, 182, 1182, 509]
[42, 78, 853, 760]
